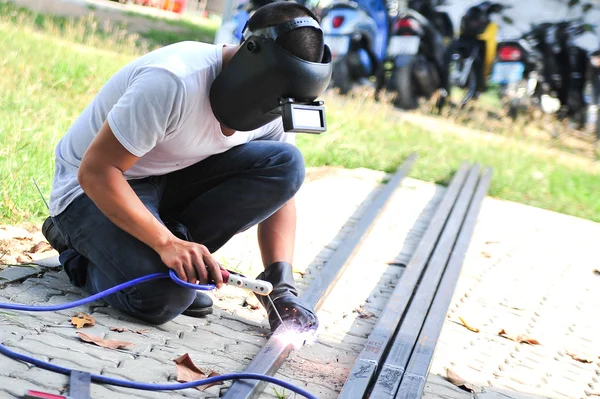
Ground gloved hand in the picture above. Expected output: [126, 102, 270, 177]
[255, 262, 318, 333]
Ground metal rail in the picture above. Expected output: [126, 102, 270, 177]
[338, 162, 471, 399]
[223, 153, 418, 399]
[394, 166, 493, 399]
[369, 163, 480, 398]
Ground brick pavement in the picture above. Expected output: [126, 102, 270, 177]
[1, 168, 599, 399]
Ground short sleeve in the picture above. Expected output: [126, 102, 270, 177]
[107, 67, 185, 157]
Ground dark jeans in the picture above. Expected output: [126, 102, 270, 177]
[53, 141, 305, 325]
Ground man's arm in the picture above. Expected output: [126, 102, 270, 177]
[257, 198, 297, 267]
[79, 120, 223, 287]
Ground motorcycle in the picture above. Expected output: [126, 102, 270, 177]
[491, 28, 545, 119]
[443, 1, 508, 108]
[320, 0, 390, 94]
[385, 0, 453, 109]
[586, 49, 600, 142]
[214, 0, 321, 45]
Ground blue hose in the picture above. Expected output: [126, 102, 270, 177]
[0, 270, 318, 399]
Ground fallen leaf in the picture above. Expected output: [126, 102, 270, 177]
[16, 254, 33, 263]
[593, 269, 600, 276]
[71, 312, 96, 329]
[458, 316, 480, 333]
[243, 293, 261, 310]
[354, 307, 374, 319]
[109, 326, 150, 335]
[566, 351, 593, 363]
[29, 241, 53, 253]
[77, 332, 134, 349]
[481, 252, 491, 258]
[173, 353, 224, 391]
[445, 368, 477, 393]
[498, 329, 540, 345]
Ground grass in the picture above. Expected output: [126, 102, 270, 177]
[123, 9, 219, 46]
[0, 1, 599, 224]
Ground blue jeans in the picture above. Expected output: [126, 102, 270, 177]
[53, 141, 305, 324]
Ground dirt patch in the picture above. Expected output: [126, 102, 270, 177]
[0, 223, 57, 269]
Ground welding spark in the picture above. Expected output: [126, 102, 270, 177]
[274, 325, 318, 350]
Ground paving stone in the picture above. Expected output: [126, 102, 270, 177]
[0, 266, 42, 284]
[0, 375, 50, 398]
[8, 334, 127, 368]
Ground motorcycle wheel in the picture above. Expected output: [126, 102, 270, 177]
[332, 58, 353, 95]
[392, 63, 418, 110]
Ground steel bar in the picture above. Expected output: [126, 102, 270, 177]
[369, 164, 480, 399]
[223, 153, 418, 399]
[338, 162, 471, 399]
[395, 167, 493, 399]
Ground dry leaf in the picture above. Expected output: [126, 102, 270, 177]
[243, 293, 261, 310]
[30, 241, 53, 253]
[77, 332, 134, 349]
[458, 316, 480, 333]
[567, 351, 593, 363]
[481, 252, 491, 258]
[109, 326, 150, 335]
[173, 353, 224, 391]
[445, 368, 477, 393]
[16, 254, 33, 263]
[71, 312, 96, 328]
[354, 307, 374, 319]
[498, 329, 540, 345]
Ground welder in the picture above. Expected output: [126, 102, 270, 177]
[41, 1, 332, 333]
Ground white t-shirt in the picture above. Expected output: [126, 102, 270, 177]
[49, 41, 294, 216]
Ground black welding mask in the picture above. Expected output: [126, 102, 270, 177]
[209, 17, 332, 133]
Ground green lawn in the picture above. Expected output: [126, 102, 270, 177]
[1, 3, 599, 224]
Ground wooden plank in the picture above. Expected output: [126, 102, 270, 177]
[368, 164, 480, 399]
[222, 153, 418, 399]
[395, 166, 493, 399]
[338, 162, 471, 399]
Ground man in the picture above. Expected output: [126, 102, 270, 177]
[42, 1, 332, 333]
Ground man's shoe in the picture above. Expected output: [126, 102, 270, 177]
[182, 292, 213, 317]
[255, 262, 318, 333]
[42, 217, 69, 254]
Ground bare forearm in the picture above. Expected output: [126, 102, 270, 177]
[257, 199, 297, 267]
[79, 166, 173, 252]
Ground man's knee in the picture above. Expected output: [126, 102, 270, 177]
[270, 143, 306, 197]
[124, 282, 197, 325]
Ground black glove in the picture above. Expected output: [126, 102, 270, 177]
[256, 262, 318, 333]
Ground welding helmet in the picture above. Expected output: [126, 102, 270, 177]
[209, 16, 333, 133]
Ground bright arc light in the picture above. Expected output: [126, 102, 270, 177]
[274, 325, 319, 350]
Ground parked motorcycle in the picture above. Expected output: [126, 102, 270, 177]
[587, 49, 600, 142]
[385, 0, 453, 109]
[442, 1, 508, 108]
[321, 0, 390, 94]
[491, 29, 545, 119]
[214, 0, 320, 45]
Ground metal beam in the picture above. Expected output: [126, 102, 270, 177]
[369, 164, 480, 399]
[338, 162, 471, 399]
[395, 167, 493, 399]
[223, 153, 418, 399]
